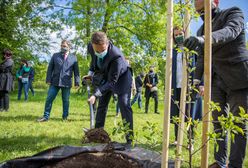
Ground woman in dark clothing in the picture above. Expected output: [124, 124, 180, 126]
[0, 49, 14, 112]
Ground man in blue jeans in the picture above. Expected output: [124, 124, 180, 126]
[131, 72, 144, 109]
[37, 40, 80, 122]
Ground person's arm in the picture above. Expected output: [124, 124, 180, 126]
[94, 58, 122, 97]
[46, 54, 55, 83]
[154, 73, 158, 86]
[0, 59, 13, 71]
[212, 7, 244, 47]
[73, 58, 80, 86]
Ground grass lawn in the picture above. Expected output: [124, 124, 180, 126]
[0, 88, 247, 167]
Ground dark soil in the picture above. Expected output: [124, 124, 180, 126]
[42, 152, 142, 168]
[82, 128, 111, 143]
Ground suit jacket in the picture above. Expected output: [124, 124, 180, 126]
[46, 52, 80, 87]
[195, 7, 248, 90]
[88, 43, 132, 95]
[144, 72, 158, 98]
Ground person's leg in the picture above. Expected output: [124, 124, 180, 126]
[137, 92, 142, 109]
[95, 91, 112, 128]
[23, 83, 29, 101]
[29, 79, 34, 95]
[145, 95, 150, 113]
[17, 80, 23, 100]
[43, 85, 60, 120]
[61, 87, 71, 119]
[116, 101, 120, 115]
[131, 92, 139, 106]
[3, 91, 9, 111]
[211, 76, 228, 168]
[228, 87, 248, 168]
[0, 91, 4, 110]
[118, 91, 133, 143]
[153, 91, 159, 113]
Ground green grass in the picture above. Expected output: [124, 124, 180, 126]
[0, 88, 247, 167]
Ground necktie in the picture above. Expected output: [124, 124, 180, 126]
[64, 53, 67, 60]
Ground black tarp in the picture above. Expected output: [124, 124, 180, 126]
[0, 143, 175, 168]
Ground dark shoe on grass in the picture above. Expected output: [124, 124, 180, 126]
[37, 117, 48, 122]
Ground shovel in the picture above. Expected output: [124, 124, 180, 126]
[82, 77, 95, 129]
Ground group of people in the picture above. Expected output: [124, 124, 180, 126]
[1, 0, 248, 167]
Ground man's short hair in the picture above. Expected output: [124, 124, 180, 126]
[91, 32, 109, 45]
[61, 39, 71, 48]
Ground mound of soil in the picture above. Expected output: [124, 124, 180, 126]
[83, 128, 111, 143]
[43, 152, 142, 168]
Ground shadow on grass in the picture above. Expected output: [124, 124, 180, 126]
[0, 115, 88, 122]
[0, 135, 81, 161]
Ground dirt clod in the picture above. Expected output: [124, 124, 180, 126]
[82, 128, 111, 143]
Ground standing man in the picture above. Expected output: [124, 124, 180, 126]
[0, 49, 14, 112]
[131, 72, 144, 109]
[85, 32, 133, 144]
[184, 0, 248, 167]
[144, 66, 159, 114]
[37, 40, 80, 122]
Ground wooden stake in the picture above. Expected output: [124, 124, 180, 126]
[175, 0, 190, 167]
[201, 0, 212, 167]
[161, 0, 173, 167]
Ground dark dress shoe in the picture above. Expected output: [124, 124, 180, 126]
[209, 162, 221, 168]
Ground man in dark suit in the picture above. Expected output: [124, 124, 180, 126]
[184, 0, 248, 167]
[37, 40, 80, 122]
[144, 66, 159, 114]
[85, 32, 133, 144]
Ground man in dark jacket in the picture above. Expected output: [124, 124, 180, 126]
[0, 49, 14, 112]
[184, 0, 248, 167]
[37, 40, 80, 122]
[131, 72, 144, 109]
[85, 31, 133, 144]
[144, 66, 159, 114]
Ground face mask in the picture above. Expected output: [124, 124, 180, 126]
[95, 49, 108, 59]
[175, 35, 184, 45]
[61, 47, 69, 53]
[149, 70, 154, 73]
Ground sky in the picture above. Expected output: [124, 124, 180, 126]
[190, 0, 248, 38]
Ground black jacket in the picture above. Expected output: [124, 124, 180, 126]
[195, 7, 248, 90]
[135, 75, 143, 92]
[143, 72, 158, 98]
[88, 43, 132, 95]
[46, 52, 80, 87]
[0, 58, 14, 91]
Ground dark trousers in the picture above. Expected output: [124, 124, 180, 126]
[95, 90, 133, 143]
[43, 85, 71, 120]
[212, 75, 248, 168]
[145, 91, 158, 113]
[0, 90, 9, 111]
[29, 79, 35, 95]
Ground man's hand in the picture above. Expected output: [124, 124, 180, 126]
[88, 95, 96, 105]
[146, 83, 152, 88]
[82, 75, 92, 81]
[199, 85, 204, 97]
[184, 36, 204, 51]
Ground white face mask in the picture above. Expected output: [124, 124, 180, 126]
[95, 49, 108, 59]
